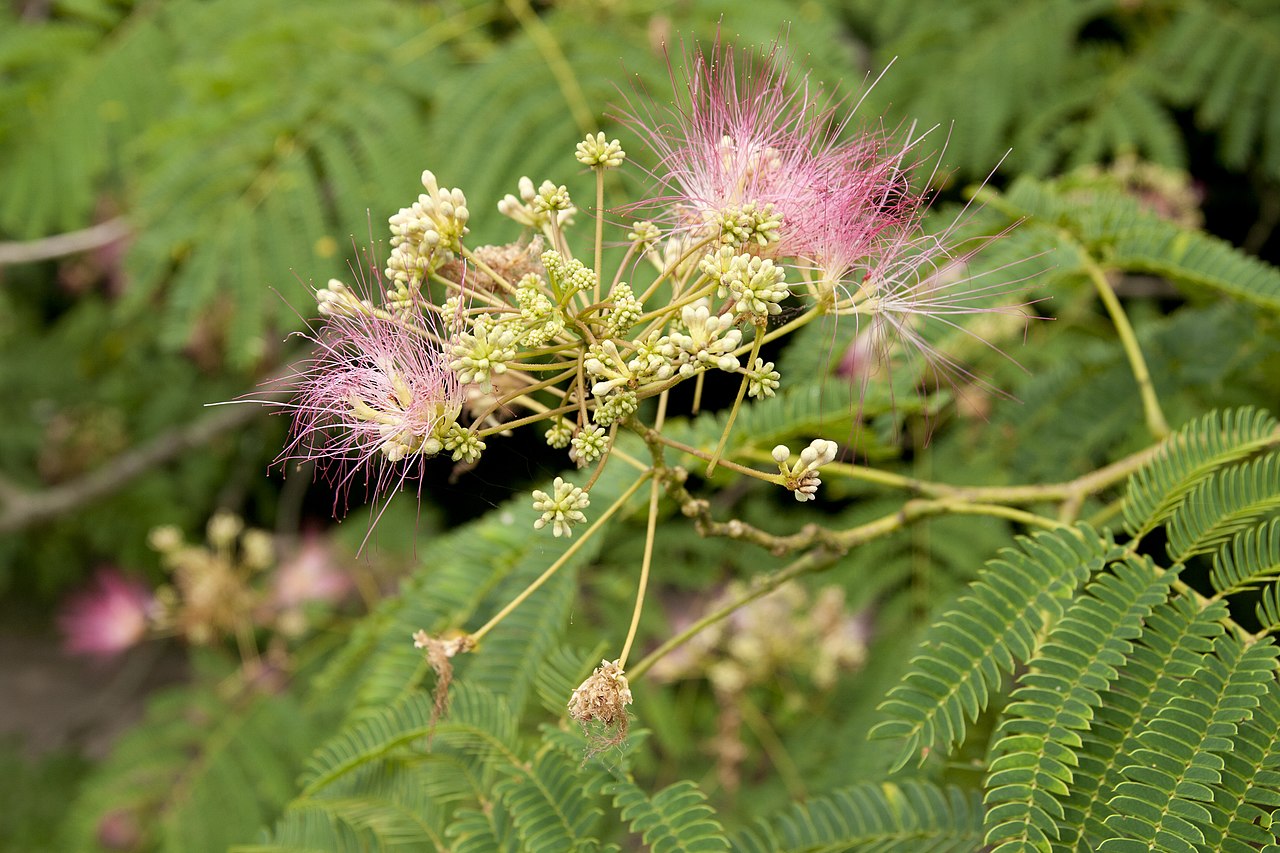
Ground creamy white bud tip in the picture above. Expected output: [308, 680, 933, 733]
[772, 445, 790, 464]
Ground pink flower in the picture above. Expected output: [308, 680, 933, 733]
[625, 37, 1039, 407]
[58, 567, 153, 658]
[620, 38, 910, 259]
[278, 277, 465, 514]
[272, 531, 352, 609]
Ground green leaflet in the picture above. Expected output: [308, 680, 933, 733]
[871, 526, 1113, 770]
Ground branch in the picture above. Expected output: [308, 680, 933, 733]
[0, 401, 272, 534]
[0, 218, 130, 266]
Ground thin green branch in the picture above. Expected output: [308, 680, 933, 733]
[504, 0, 594, 135]
[706, 326, 763, 476]
[1084, 259, 1170, 440]
[469, 470, 651, 645]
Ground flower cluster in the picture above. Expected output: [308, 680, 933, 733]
[59, 513, 354, 665]
[273, 40, 1034, 743]
[149, 512, 351, 646]
[772, 439, 840, 501]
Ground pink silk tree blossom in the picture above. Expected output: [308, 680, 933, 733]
[278, 279, 465, 516]
[620, 39, 912, 259]
[58, 567, 153, 658]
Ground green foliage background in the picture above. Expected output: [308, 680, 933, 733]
[2, 0, 1279, 850]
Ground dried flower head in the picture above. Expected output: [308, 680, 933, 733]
[412, 629, 476, 728]
[568, 658, 634, 752]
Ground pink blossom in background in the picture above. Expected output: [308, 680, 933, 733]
[273, 532, 352, 609]
[58, 567, 153, 659]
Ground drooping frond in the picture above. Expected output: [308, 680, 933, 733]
[335, 515, 533, 714]
[1124, 407, 1279, 539]
[299, 684, 518, 797]
[871, 526, 1113, 770]
[238, 760, 447, 852]
[59, 669, 325, 853]
[994, 177, 1280, 312]
[1164, 454, 1280, 561]
[1211, 519, 1280, 595]
[314, 453, 642, 721]
[1055, 593, 1230, 849]
[982, 556, 1176, 853]
[731, 780, 984, 853]
[1100, 636, 1280, 851]
[1213, 685, 1280, 852]
[607, 778, 728, 853]
[0, 3, 175, 235]
[493, 748, 604, 851]
[847, 0, 1280, 183]
[1255, 586, 1280, 635]
[981, 302, 1266, 485]
[534, 643, 608, 718]
[1014, 45, 1185, 176]
[1154, 0, 1280, 180]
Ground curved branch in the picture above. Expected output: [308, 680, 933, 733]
[0, 218, 130, 266]
[0, 400, 272, 534]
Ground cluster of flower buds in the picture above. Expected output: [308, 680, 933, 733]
[772, 439, 840, 501]
[531, 477, 591, 537]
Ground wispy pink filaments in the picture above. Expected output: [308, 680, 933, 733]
[280, 288, 465, 514]
[619, 38, 907, 258]
[826, 212, 1043, 405]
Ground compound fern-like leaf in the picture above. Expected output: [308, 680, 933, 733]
[982, 556, 1175, 853]
[732, 780, 983, 853]
[607, 778, 728, 853]
[1124, 407, 1279, 540]
[872, 526, 1112, 770]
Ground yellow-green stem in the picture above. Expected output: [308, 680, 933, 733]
[618, 393, 667, 669]
[637, 426, 783, 485]
[629, 548, 838, 679]
[468, 369, 576, 435]
[706, 328, 763, 476]
[610, 243, 638, 292]
[503, 0, 593, 134]
[469, 471, 651, 645]
[1085, 259, 1169, 439]
[731, 304, 823, 355]
[475, 404, 577, 439]
[459, 246, 516, 295]
[637, 235, 718, 304]
[582, 423, 619, 492]
[593, 168, 605, 305]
